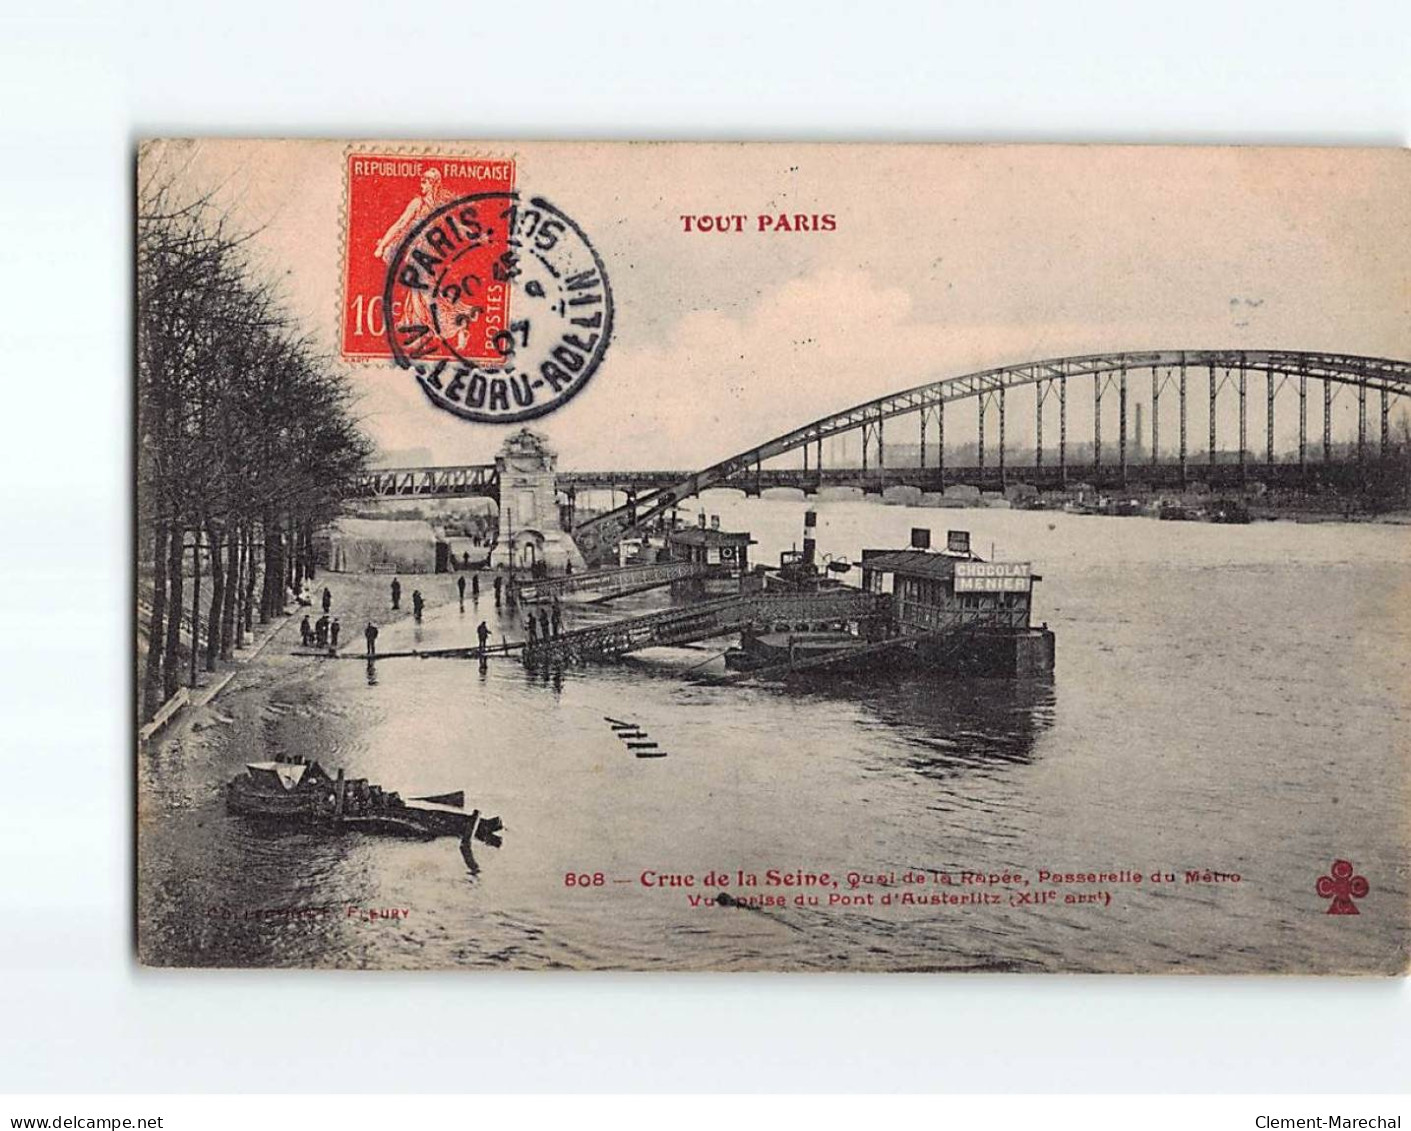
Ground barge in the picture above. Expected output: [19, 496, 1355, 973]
[725, 524, 1055, 678]
[226, 755, 504, 850]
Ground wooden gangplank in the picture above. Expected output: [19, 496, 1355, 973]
[515, 561, 708, 604]
[523, 590, 886, 664]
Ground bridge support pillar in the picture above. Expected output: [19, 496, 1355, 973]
[1381, 388, 1390, 456]
[1238, 363, 1247, 483]
[1058, 377, 1067, 486]
[1179, 359, 1188, 487]
[1358, 385, 1367, 463]
[977, 394, 986, 473]
[1324, 380, 1332, 463]
[1093, 375, 1102, 469]
[1151, 368, 1160, 467]
[938, 399, 946, 489]
[998, 385, 1007, 488]
[1118, 366, 1128, 486]
[877, 414, 885, 487]
[1299, 373, 1307, 476]
[919, 409, 926, 470]
[1267, 371, 1275, 468]
[1208, 364, 1218, 470]
[1035, 382, 1044, 470]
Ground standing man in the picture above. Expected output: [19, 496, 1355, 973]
[476, 620, 490, 655]
[330, 618, 341, 650]
[550, 600, 562, 638]
[525, 615, 538, 646]
[471, 573, 480, 600]
[412, 590, 424, 621]
[538, 607, 550, 642]
[364, 621, 379, 657]
[300, 615, 312, 647]
[493, 575, 502, 607]
[315, 614, 329, 647]
[457, 574, 466, 608]
[390, 577, 401, 610]
[321, 586, 332, 614]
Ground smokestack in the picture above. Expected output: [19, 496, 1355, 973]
[698, 511, 707, 528]
[802, 509, 817, 566]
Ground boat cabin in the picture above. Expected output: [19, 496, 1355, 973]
[860, 529, 1037, 633]
[666, 515, 754, 593]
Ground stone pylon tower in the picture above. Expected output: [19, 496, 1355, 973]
[489, 428, 586, 574]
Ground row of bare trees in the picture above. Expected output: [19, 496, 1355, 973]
[138, 182, 372, 721]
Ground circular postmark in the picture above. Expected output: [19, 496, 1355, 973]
[383, 192, 613, 424]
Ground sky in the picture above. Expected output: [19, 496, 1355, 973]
[140, 140, 1411, 471]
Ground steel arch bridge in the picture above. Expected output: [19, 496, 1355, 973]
[572, 349, 1411, 541]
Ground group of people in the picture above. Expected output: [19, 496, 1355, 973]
[300, 613, 340, 649]
[351, 571, 566, 660]
[299, 586, 339, 650]
[523, 600, 564, 647]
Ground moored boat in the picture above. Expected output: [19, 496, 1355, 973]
[225, 757, 504, 850]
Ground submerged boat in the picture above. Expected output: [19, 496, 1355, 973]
[225, 757, 504, 849]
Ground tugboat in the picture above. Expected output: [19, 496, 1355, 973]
[225, 755, 504, 852]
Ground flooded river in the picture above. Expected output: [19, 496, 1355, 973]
[138, 498, 1411, 972]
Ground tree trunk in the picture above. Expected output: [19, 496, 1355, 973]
[205, 522, 225, 672]
[162, 522, 184, 702]
[143, 518, 169, 721]
[189, 526, 202, 687]
[220, 522, 239, 660]
[243, 525, 257, 639]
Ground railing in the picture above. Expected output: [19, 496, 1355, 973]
[354, 465, 499, 498]
[524, 589, 887, 662]
[514, 561, 706, 603]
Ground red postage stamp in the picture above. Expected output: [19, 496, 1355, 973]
[341, 151, 516, 363]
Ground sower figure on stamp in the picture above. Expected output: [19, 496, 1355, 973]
[373, 168, 455, 343]
[390, 577, 401, 610]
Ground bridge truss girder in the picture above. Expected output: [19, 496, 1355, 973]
[574, 349, 1411, 537]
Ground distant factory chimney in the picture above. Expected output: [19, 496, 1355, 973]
[802, 509, 818, 565]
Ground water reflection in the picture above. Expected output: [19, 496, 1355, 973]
[771, 669, 1056, 777]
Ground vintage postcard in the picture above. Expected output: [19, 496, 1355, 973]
[136, 140, 1410, 972]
